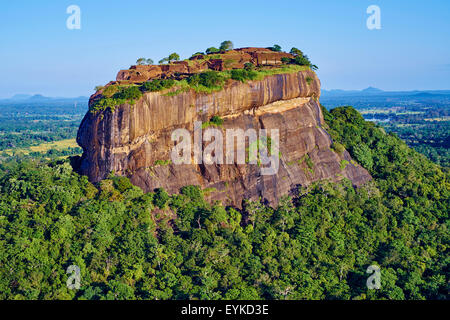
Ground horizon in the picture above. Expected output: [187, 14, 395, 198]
[1, 0, 450, 98]
[4, 86, 450, 100]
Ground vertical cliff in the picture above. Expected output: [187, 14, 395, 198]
[77, 68, 371, 207]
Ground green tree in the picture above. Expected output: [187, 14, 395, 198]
[269, 44, 282, 52]
[289, 47, 304, 56]
[219, 41, 233, 51]
[205, 47, 220, 54]
[168, 52, 180, 63]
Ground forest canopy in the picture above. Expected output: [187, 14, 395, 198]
[0, 106, 448, 300]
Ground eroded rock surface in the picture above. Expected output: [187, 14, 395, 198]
[77, 69, 371, 207]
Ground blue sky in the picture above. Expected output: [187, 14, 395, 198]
[1, 0, 449, 98]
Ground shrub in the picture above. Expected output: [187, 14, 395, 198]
[244, 62, 255, 70]
[191, 52, 204, 58]
[102, 85, 120, 97]
[90, 85, 143, 112]
[154, 159, 171, 166]
[141, 79, 175, 92]
[340, 159, 349, 170]
[187, 71, 225, 88]
[210, 115, 224, 126]
[202, 115, 224, 128]
[331, 142, 345, 155]
[206, 47, 220, 54]
[293, 55, 312, 67]
[115, 86, 142, 101]
[230, 69, 258, 82]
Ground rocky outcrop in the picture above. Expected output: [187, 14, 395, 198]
[115, 47, 293, 83]
[77, 68, 371, 207]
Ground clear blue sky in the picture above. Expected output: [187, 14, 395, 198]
[1, 0, 449, 98]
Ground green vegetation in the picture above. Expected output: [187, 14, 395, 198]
[0, 100, 86, 158]
[322, 92, 450, 168]
[219, 40, 233, 51]
[268, 44, 282, 52]
[190, 52, 205, 58]
[187, 71, 226, 89]
[159, 53, 180, 64]
[331, 142, 345, 155]
[141, 79, 176, 92]
[0, 105, 448, 300]
[136, 58, 154, 65]
[205, 47, 220, 54]
[303, 154, 314, 169]
[230, 69, 258, 82]
[339, 159, 349, 170]
[283, 47, 318, 70]
[91, 48, 315, 113]
[90, 85, 143, 113]
[244, 62, 255, 70]
[202, 115, 224, 129]
[153, 159, 171, 166]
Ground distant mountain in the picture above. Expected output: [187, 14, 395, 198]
[0, 94, 89, 103]
[28, 94, 52, 101]
[10, 94, 32, 100]
[321, 88, 450, 98]
[361, 86, 384, 94]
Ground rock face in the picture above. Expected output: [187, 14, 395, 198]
[77, 69, 371, 207]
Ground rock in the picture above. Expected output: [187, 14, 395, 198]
[77, 67, 371, 208]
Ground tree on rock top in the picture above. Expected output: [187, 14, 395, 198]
[219, 40, 233, 51]
[268, 44, 282, 52]
[159, 52, 180, 64]
[136, 57, 154, 65]
[168, 53, 180, 62]
[289, 47, 304, 57]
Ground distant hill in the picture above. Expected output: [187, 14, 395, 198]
[321, 87, 450, 98]
[361, 86, 384, 94]
[27, 94, 52, 101]
[321, 87, 384, 97]
[10, 94, 33, 100]
[0, 94, 89, 103]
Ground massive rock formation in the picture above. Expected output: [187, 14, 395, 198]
[77, 58, 371, 207]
